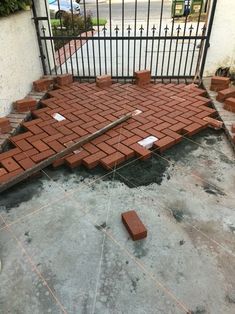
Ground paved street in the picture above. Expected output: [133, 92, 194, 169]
[83, 0, 172, 23]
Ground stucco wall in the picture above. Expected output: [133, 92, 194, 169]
[204, 0, 235, 76]
[0, 10, 43, 117]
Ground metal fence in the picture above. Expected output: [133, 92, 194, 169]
[32, 0, 217, 82]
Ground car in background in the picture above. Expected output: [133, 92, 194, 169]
[48, 0, 80, 19]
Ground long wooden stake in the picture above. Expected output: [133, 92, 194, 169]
[0, 112, 133, 193]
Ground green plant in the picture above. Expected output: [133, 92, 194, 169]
[0, 0, 32, 17]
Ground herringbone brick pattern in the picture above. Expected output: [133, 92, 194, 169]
[0, 82, 216, 183]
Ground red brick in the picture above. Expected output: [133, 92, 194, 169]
[216, 88, 235, 102]
[13, 148, 38, 161]
[224, 97, 235, 110]
[14, 98, 37, 112]
[1, 157, 21, 172]
[0, 118, 11, 134]
[146, 128, 165, 139]
[183, 123, 206, 136]
[162, 129, 182, 143]
[211, 76, 230, 85]
[224, 103, 235, 113]
[56, 74, 73, 86]
[96, 75, 112, 88]
[25, 124, 42, 135]
[169, 122, 186, 133]
[31, 149, 55, 163]
[122, 135, 141, 146]
[18, 158, 35, 170]
[0, 168, 24, 184]
[132, 128, 149, 138]
[121, 210, 147, 241]
[134, 70, 151, 86]
[210, 84, 230, 92]
[0, 148, 21, 161]
[93, 134, 111, 145]
[232, 123, 235, 133]
[33, 78, 54, 92]
[82, 143, 99, 154]
[52, 158, 65, 168]
[203, 117, 223, 129]
[47, 140, 65, 153]
[153, 136, 175, 152]
[101, 152, 125, 169]
[65, 150, 90, 168]
[15, 139, 33, 151]
[43, 125, 58, 135]
[154, 122, 171, 131]
[10, 131, 33, 142]
[73, 126, 88, 137]
[27, 132, 49, 143]
[31, 140, 49, 152]
[43, 133, 63, 143]
[96, 142, 116, 155]
[130, 143, 151, 160]
[0, 168, 8, 177]
[83, 151, 107, 169]
[114, 143, 135, 159]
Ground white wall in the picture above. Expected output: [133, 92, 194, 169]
[0, 10, 43, 117]
[204, 0, 235, 76]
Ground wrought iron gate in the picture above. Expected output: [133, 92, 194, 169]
[32, 0, 217, 81]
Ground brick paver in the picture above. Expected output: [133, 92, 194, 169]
[0, 82, 216, 183]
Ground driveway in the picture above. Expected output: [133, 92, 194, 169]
[0, 128, 235, 313]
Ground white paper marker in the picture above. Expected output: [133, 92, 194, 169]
[52, 113, 66, 121]
[138, 136, 158, 149]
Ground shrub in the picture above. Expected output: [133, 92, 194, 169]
[0, 0, 32, 17]
[62, 12, 93, 32]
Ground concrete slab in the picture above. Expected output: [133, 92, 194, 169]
[0, 128, 234, 313]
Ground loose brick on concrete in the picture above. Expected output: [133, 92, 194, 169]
[56, 74, 73, 86]
[210, 76, 230, 92]
[33, 78, 54, 92]
[96, 75, 112, 88]
[134, 70, 151, 86]
[121, 210, 147, 241]
[224, 97, 235, 113]
[232, 124, 235, 133]
[203, 117, 223, 129]
[216, 88, 235, 102]
[0, 118, 11, 134]
[14, 98, 37, 113]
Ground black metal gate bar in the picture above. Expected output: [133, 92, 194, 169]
[32, 0, 217, 82]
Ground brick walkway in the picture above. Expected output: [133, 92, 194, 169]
[55, 30, 95, 66]
[0, 82, 216, 183]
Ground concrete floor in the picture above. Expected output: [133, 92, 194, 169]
[0, 128, 235, 313]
